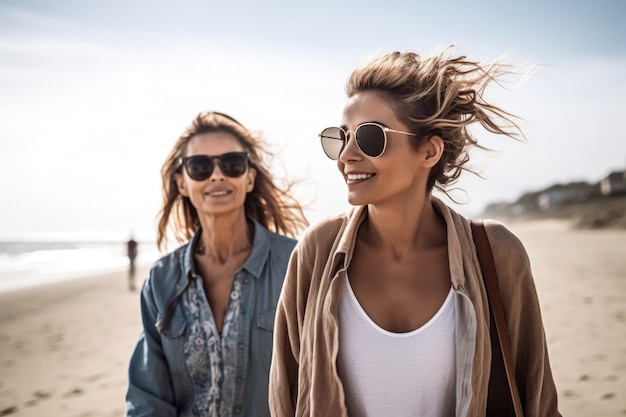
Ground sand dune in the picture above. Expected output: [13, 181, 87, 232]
[0, 219, 624, 416]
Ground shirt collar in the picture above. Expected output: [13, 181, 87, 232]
[332, 205, 367, 271]
[242, 218, 271, 279]
[329, 197, 467, 289]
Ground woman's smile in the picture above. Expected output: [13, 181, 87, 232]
[346, 172, 375, 184]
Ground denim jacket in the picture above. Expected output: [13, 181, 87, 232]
[126, 219, 296, 417]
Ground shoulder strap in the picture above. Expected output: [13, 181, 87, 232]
[470, 219, 524, 417]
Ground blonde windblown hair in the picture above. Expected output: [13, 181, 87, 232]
[346, 46, 528, 193]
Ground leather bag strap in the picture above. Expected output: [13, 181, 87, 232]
[471, 219, 524, 417]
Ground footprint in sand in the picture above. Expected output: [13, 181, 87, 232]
[63, 387, 83, 397]
[85, 374, 103, 383]
[0, 406, 18, 416]
[562, 389, 583, 399]
[33, 391, 50, 399]
[24, 390, 51, 407]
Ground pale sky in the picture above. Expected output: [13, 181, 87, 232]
[1, 0, 624, 241]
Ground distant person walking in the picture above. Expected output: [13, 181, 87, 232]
[126, 236, 138, 291]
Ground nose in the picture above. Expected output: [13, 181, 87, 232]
[209, 158, 225, 181]
[338, 130, 361, 162]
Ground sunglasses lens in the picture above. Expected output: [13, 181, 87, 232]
[356, 124, 385, 157]
[320, 127, 345, 160]
[219, 153, 248, 177]
[185, 156, 215, 181]
[183, 153, 248, 180]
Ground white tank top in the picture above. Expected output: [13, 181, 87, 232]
[337, 276, 456, 417]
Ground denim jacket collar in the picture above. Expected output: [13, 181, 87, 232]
[181, 218, 271, 281]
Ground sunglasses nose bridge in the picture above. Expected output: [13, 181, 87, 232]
[208, 156, 226, 179]
[339, 128, 361, 159]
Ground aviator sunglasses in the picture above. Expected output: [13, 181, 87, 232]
[179, 152, 249, 181]
[319, 122, 416, 160]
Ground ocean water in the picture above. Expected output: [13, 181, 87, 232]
[0, 240, 161, 292]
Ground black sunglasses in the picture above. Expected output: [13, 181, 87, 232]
[319, 122, 416, 160]
[179, 152, 249, 181]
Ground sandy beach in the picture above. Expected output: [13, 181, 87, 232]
[507, 220, 626, 416]
[0, 268, 148, 417]
[0, 220, 625, 416]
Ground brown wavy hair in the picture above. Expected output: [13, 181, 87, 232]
[346, 46, 528, 194]
[157, 111, 308, 251]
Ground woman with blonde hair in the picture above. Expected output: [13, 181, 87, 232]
[126, 111, 307, 417]
[270, 49, 561, 416]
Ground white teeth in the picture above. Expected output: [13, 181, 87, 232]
[209, 191, 229, 196]
[347, 173, 373, 181]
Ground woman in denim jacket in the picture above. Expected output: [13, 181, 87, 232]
[126, 111, 307, 417]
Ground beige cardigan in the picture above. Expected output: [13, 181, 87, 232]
[269, 198, 561, 416]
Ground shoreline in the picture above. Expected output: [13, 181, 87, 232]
[0, 258, 158, 294]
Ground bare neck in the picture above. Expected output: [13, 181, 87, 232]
[361, 196, 446, 258]
[196, 211, 253, 265]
